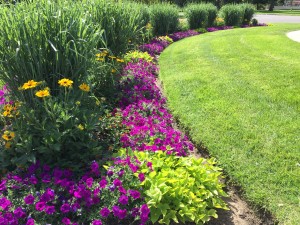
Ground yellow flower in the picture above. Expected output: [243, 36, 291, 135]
[77, 124, 84, 130]
[21, 80, 39, 90]
[96, 57, 105, 62]
[5, 142, 11, 149]
[116, 58, 124, 63]
[35, 88, 50, 98]
[2, 131, 15, 141]
[2, 110, 11, 117]
[111, 69, 116, 73]
[108, 56, 116, 59]
[79, 83, 90, 92]
[58, 78, 73, 87]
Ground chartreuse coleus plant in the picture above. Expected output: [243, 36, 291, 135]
[118, 149, 228, 224]
[124, 50, 154, 63]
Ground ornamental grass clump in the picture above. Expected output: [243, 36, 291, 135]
[0, 0, 105, 101]
[150, 3, 179, 36]
[185, 4, 209, 29]
[219, 4, 244, 26]
[239, 3, 256, 25]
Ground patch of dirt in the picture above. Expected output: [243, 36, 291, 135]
[207, 186, 274, 225]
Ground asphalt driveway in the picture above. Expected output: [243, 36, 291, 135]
[254, 14, 300, 23]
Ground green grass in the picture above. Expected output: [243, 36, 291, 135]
[159, 24, 300, 225]
[256, 10, 300, 16]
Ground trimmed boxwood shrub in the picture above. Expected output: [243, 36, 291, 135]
[220, 4, 244, 26]
[150, 3, 179, 36]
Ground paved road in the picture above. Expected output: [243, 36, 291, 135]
[254, 14, 300, 23]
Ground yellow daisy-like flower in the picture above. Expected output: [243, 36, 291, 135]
[79, 83, 90, 92]
[35, 88, 50, 98]
[2, 110, 11, 117]
[21, 80, 39, 90]
[2, 131, 15, 141]
[5, 142, 11, 149]
[108, 56, 116, 60]
[111, 69, 116, 73]
[58, 78, 73, 87]
[77, 124, 84, 130]
[96, 57, 105, 62]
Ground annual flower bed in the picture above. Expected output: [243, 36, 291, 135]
[1, 25, 271, 224]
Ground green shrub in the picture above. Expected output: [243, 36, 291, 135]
[150, 3, 179, 36]
[239, 3, 256, 25]
[0, 0, 105, 102]
[220, 4, 244, 26]
[251, 18, 258, 26]
[185, 4, 208, 29]
[133, 150, 228, 225]
[205, 3, 218, 27]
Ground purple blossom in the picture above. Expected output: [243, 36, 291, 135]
[92, 220, 102, 225]
[129, 190, 140, 199]
[35, 201, 46, 211]
[60, 203, 71, 213]
[62, 217, 71, 225]
[112, 205, 127, 220]
[13, 207, 26, 218]
[140, 204, 150, 223]
[24, 194, 35, 205]
[118, 195, 129, 205]
[99, 179, 107, 189]
[26, 218, 35, 225]
[138, 173, 145, 182]
[100, 207, 110, 217]
[45, 205, 56, 215]
[113, 179, 122, 187]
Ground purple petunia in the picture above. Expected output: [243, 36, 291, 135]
[112, 205, 127, 220]
[129, 190, 140, 199]
[118, 195, 129, 205]
[24, 194, 35, 205]
[100, 207, 110, 217]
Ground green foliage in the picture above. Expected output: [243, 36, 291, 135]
[0, 0, 105, 102]
[84, 0, 151, 54]
[205, 4, 218, 27]
[185, 3, 217, 29]
[150, 3, 179, 36]
[185, 4, 208, 29]
[239, 3, 256, 25]
[220, 4, 244, 26]
[134, 151, 228, 225]
[0, 78, 124, 170]
[124, 51, 154, 63]
[251, 18, 258, 26]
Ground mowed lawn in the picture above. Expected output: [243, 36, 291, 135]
[159, 24, 300, 225]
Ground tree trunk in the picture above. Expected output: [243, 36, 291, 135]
[269, 0, 275, 11]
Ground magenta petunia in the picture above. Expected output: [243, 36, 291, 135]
[24, 195, 34, 205]
[138, 173, 145, 182]
[118, 195, 128, 205]
[92, 220, 102, 225]
[35, 201, 46, 211]
[99, 179, 107, 189]
[60, 203, 71, 213]
[100, 207, 110, 217]
[26, 218, 35, 225]
[62, 217, 71, 225]
[129, 190, 140, 199]
[113, 179, 122, 187]
[140, 204, 150, 223]
[45, 205, 56, 215]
